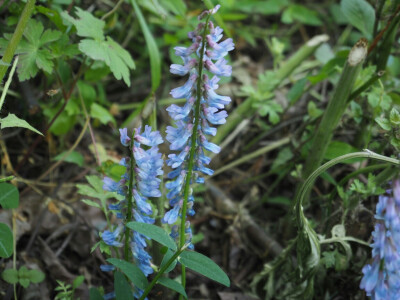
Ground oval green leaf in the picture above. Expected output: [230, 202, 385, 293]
[107, 258, 148, 290]
[0, 223, 13, 258]
[179, 251, 230, 287]
[126, 222, 177, 251]
[157, 277, 187, 298]
[0, 183, 19, 209]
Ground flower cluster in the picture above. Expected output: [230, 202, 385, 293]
[162, 4, 234, 249]
[101, 125, 163, 299]
[360, 180, 400, 299]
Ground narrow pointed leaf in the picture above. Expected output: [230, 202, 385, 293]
[107, 258, 148, 290]
[179, 251, 230, 287]
[126, 222, 177, 251]
[157, 277, 187, 298]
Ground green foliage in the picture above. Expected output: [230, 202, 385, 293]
[130, 0, 161, 91]
[179, 250, 230, 287]
[340, 0, 375, 38]
[0, 182, 19, 209]
[375, 107, 400, 149]
[0, 223, 13, 258]
[54, 275, 85, 300]
[0, 19, 62, 81]
[126, 222, 177, 251]
[282, 4, 322, 26]
[61, 8, 135, 86]
[1, 266, 45, 288]
[114, 271, 134, 300]
[107, 258, 148, 290]
[0, 113, 43, 135]
[157, 277, 187, 298]
[53, 150, 84, 167]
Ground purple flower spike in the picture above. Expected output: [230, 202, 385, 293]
[360, 180, 400, 299]
[164, 4, 234, 250]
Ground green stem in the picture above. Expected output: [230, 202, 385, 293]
[212, 136, 290, 177]
[139, 247, 186, 300]
[179, 15, 210, 295]
[212, 34, 329, 145]
[0, 175, 14, 183]
[0, 0, 35, 85]
[346, 70, 384, 104]
[301, 39, 368, 182]
[0, 56, 18, 112]
[295, 150, 400, 230]
[124, 137, 136, 261]
[12, 210, 17, 300]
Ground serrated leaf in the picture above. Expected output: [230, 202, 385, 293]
[27, 269, 45, 283]
[390, 108, 400, 125]
[0, 183, 19, 209]
[107, 258, 148, 290]
[130, 0, 161, 91]
[86, 175, 105, 193]
[126, 222, 177, 251]
[114, 271, 134, 300]
[90, 103, 116, 126]
[179, 251, 230, 287]
[375, 117, 391, 131]
[157, 277, 187, 298]
[53, 150, 84, 166]
[1, 114, 43, 135]
[1, 269, 18, 284]
[11, 19, 62, 80]
[76, 184, 102, 198]
[61, 8, 105, 40]
[340, 0, 375, 38]
[0, 223, 13, 258]
[82, 199, 101, 209]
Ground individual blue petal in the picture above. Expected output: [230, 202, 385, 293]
[119, 128, 131, 147]
[104, 291, 116, 300]
[203, 107, 228, 125]
[134, 125, 163, 147]
[167, 97, 195, 120]
[163, 204, 181, 224]
[170, 74, 198, 99]
[133, 190, 153, 215]
[167, 147, 190, 168]
[201, 135, 221, 153]
[103, 177, 119, 193]
[205, 84, 231, 109]
[204, 58, 232, 77]
[174, 42, 200, 57]
[170, 58, 197, 76]
[100, 265, 116, 272]
[166, 122, 193, 150]
[134, 209, 155, 224]
[102, 226, 123, 247]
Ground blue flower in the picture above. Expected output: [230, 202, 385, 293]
[100, 265, 116, 272]
[164, 5, 234, 249]
[360, 180, 400, 299]
[119, 128, 131, 147]
[101, 125, 163, 299]
[102, 226, 123, 247]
